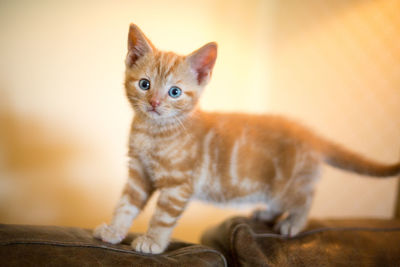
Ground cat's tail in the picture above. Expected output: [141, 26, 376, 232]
[317, 139, 400, 177]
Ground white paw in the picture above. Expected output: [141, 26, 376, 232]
[93, 223, 125, 244]
[131, 234, 165, 254]
[274, 219, 302, 237]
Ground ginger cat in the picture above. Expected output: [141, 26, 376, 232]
[94, 24, 400, 254]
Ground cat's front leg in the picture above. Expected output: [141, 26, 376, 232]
[93, 194, 139, 244]
[94, 159, 153, 244]
[132, 182, 192, 254]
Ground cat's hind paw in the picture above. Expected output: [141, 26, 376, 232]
[93, 223, 125, 244]
[273, 217, 304, 237]
[131, 234, 165, 254]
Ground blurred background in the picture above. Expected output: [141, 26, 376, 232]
[0, 0, 399, 243]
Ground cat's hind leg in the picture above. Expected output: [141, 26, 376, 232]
[273, 194, 313, 237]
[273, 154, 320, 236]
[252, 202, 283, 222]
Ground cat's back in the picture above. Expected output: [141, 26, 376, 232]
[197, 111, 315, 144]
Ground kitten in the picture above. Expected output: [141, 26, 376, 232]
[94, 24, 400, 254]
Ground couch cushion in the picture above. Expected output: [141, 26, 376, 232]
[0, 224, 226, 267]
[201, 217, 400, 267]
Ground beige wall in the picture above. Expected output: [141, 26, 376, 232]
[0, 0, 399, 243]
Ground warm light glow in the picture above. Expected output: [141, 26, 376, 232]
[0, 0, 399, 243]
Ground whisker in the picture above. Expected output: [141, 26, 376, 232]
[173, 114, 188, 134]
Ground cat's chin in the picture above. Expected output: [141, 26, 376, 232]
[147, 110, 167, 120]
[142, 112, 183, 126]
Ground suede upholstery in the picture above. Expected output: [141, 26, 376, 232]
[201, 217, 400, 267]
[2, 218, 400, 266]
[0, 224, 226, 267]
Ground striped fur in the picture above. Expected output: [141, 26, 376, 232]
[94, 24, 400, 254]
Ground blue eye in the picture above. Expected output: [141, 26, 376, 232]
[138, 79, 150, 90]
[168, 87, 182, 98]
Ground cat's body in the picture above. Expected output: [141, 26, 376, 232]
[94, 24, 400, 254]
[132, 111, 319, 204]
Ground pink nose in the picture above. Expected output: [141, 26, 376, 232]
[150, 99, 161, 108]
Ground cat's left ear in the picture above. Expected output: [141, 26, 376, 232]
[126, 24, 156, 67]
[187, 42, 217, 85]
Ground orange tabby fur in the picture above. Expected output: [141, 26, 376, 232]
[94, 24, 400, 254]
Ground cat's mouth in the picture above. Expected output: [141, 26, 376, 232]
[147, 107, 161, 116]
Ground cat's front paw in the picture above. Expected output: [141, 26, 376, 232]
[93, 223, 125, 244]
[131, 234, 166, 254]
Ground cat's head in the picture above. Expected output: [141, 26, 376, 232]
[124, 24, 217, 123]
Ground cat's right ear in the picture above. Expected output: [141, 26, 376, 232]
[126, 24, 155, 67]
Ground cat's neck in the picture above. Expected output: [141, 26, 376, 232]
[132, 110, 199, 137]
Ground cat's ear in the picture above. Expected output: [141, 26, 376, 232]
[126, 24, 155, 67]
[187, 42, 217, 85]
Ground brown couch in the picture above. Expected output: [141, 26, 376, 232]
[0, 224, 226, 266]
[201, 217, 400, 267]
[2, 218, 400, 266]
